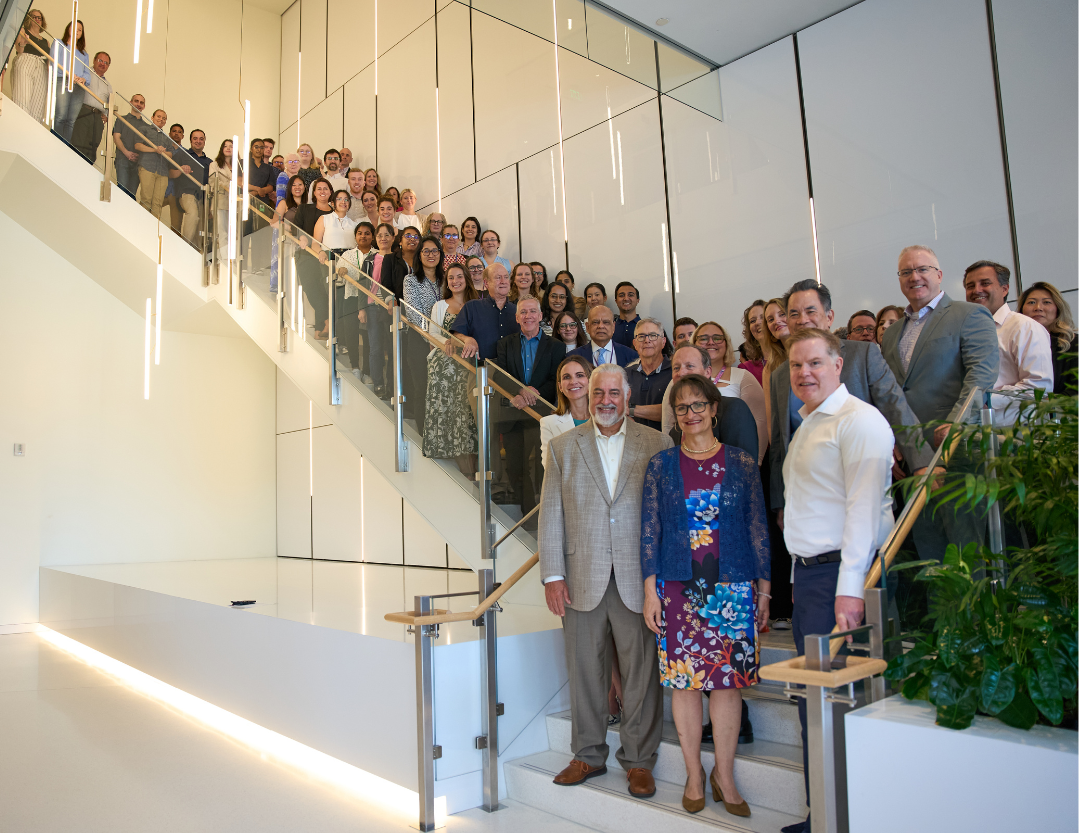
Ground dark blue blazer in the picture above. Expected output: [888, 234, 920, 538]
[640, 446, 770, 584]
[568, 341, 637, 368]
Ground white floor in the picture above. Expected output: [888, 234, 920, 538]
[0, 630, 589, 833]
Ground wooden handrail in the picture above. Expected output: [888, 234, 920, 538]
[23, 38, 107, 108]
[385, 553, 539, 627]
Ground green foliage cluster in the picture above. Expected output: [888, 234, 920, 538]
[885, 389, 1078, 731]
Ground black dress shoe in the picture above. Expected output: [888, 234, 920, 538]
[739, 699, 754, 744]
[780, 816, 809, 832]
[701, 721, 713, 744]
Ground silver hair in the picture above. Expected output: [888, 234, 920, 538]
[898, 244, 939, 265]
[588, 363, 631, 400]
[634, 316, 664, 334]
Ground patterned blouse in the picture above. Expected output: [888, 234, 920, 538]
[404, 274, 441, 331]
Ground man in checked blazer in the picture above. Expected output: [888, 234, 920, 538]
[539, 363, 673, 798]
[881, 245, 999, 558]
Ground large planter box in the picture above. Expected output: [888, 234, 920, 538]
[846, 695, 1077, 833]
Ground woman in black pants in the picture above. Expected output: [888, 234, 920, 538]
[401, 232, 443, 435]
[293, 177, 334, 338]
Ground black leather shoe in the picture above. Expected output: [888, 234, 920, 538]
[780, 816, 809, 832]
[701, 722, 713, 744]
[739, 699, 754, 745]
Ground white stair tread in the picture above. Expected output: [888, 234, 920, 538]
[505, 749, 805, 834]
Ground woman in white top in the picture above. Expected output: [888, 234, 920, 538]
[208, 139, 235, 250]
[694, 321, 767, 464]
[315, 190, 359, 256]
[393, 188, 422, 230]
[539, 354, 593, 470]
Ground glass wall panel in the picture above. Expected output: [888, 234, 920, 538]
[280, 2, 301, 132]
[799, 0, 1013, 309]
[992, 0, 1079, 292]
[377, 0, 433, 58]
[564, 102, 671, 330]
[438, 165, 520, 265]
[343, 65, 377, 172]
[472, 0, 554, 40]
[584, 6, 657, 89]
[557, 42, 654, 140]
[665, 38, 815, 333]
[326, 0, 375, 96]
[436, 1, 476, 198]
[299, 86, 344, 162]
[471, 11, 559, 179]
[376, 20, 440, 206]
[556, 0, 588, 57]
[665, 69, 722, 121]
[300, 0, 328, 114]
[518, 148, 568, 277]
[657, 41, 710, 93]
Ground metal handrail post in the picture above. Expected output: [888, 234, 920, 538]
[980, 393, 1006, 589]
[477, 568, 500, 811]
[99, 94, 113, 202]
[327, 258, 340, 405]
[863, 588, 893, 704]
[235, 191, 245, 310]
[476, 365, 494, 559]
[201, 184, 211, 287]
[210, 175, 220, 285]
[413, 594, 437, 832]
[277, 221, 287, 351]
[392, 304, 409, 472]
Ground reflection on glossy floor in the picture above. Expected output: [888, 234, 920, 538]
[0, 631, 590, 833]
[53, 557, 559, 645]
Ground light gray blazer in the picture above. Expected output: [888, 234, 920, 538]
[768, 339, 931, 509]
[880, 293, 999, 427]
[539, 419, 673, 614]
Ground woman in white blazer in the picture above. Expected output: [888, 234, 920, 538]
[539, 354, 594, 471]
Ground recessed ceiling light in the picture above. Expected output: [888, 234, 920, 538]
[655, 18, 669, 26]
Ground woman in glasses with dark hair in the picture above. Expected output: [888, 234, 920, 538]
[440, 225, 465, 271]
[465, 255, 487, 297]
[541, 280, 571, 337]
[402, 233, 444, 433]
[552, 310, 587, 349]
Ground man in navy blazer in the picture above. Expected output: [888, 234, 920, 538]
[495, 297, 566, 520]
[568, 305, 638, 368]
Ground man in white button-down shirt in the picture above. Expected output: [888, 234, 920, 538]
[779, 328, 894, 834]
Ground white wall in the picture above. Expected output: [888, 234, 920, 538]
[0, 211, 277, 626]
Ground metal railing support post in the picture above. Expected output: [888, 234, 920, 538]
[277, 222, 287, 351]
[235, 191, 245, 310]
[864, 588, 893, 704]
[201, 184, 211, 287]
[413, 594, 437, 832]
[476, 364, 494, 559]
[477, 568, 500, 811]
[209, 175, 220, 285]
[327, 258, 340, 405]
[99, 94, 113, 202]
[392, 304, 409, 472]
[980, 394, 1006, 589]
[805, 635, 849, 833]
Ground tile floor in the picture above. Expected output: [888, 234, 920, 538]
[0, 631, 587, 833]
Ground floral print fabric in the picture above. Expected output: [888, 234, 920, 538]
[655, 447, 758, 690]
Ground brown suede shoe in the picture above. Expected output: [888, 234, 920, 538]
[626, 767, 656, 798]
[553, 759, 607, 786]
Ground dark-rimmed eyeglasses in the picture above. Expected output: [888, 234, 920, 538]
[633, 332, 662, 343]
[696, 334, 725, 344]
[558, 323, 579, 331]
[849, 325, 875, 335]
[898, 265, 939, 279]
[674, 401, 710, 416]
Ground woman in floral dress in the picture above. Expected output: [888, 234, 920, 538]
[641, 374, 771, 817]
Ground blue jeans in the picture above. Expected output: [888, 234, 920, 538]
[115, 153, 140, 197]
[54, 83, 83, 141]
[366, 305, 389, 389]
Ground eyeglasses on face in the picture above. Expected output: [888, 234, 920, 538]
[898, 265, 939, 279]
[850, 325, 875, 335]
[674, 401, 710, 416]
[403, 234, 420, 241]
[558, 323, 579, 331]
[633, 332, 661, 343]
[696, 334, 725, 344]
[443, 234, 459, 240]
[421, 248, 440, 257]
[468, 265, 484, 273]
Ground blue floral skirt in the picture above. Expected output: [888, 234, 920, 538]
[655, 579, 758, 690]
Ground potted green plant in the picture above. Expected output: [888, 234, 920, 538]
[884, 388, 1078, 731]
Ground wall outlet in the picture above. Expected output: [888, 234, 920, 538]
[13, 443, 24, 456]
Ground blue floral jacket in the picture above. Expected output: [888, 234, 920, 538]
[640, 445, 770, 584]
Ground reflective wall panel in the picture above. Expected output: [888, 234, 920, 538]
[343, 65, 377, 172]
[992, 0, 1078, 292]
[326, 0, 374, 97]
[360, 459, 404, 564]
[799, 0, 1013, 312]
[280, 2, 300, 132]
[299, 87, 344, 161]
[437, 165, 521, 265]
[299, 0, 328, 114]
[665, 38, 815, 336]
[377, 0, 432, 59]
[518, 148, 568, 277]
[277, 431, 312, 558]
[436, 1, 477, 198]
[403, 503, 448, 568]
[557, 43, 654, 140]
[584, 5, 657, 89]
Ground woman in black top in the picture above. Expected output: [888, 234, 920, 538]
[1019, 281, 1077, 394]
[294, 177, 334, 339]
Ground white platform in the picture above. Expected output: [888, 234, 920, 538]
[39, 559, 568, 815]
[846, 695, 1079, 833]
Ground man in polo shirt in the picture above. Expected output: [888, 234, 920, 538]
[162, 123, 186, 234]
[112, 93, 146, 198]
[345, 168, 368, 221]
[134, 109, 176, 218]
[453, 263, 519, 361]
[246, 137, 277, 207]
[613, 281, 642, 349]
[626, 317, 671, 432]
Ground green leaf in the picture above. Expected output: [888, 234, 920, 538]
[996, 689, 1038, 730]
[980, 659, 1018, 715]
[936, 699, 977, 730]
[901, 669, 931, 702]
[1025, 667, 1064, 725]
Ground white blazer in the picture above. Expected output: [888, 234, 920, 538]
[539, 412, 579, 471]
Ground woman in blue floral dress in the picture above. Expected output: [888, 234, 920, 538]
[640, 374, 771, 817]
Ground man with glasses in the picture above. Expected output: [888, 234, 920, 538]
[70, 51, 111, 164]
[569, 306, 637, 369]
[846, 310, 877, 343]
[880, 245, 999, 560]
[112, 93, 146, 198]
[453, 263, 519, 362]
[315, 148, 347, 196]
[625, 318, 670, 431]
[612, 282, 642, 349]
[246, 138, 277, 208]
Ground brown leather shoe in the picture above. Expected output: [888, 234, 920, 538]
[553, 759, 607, 786]
[627, 767, 656, 798]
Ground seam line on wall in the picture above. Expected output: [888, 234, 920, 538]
[653, 41, 677, 324]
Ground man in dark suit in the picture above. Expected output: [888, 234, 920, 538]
[880, 245, 999, 558]
[769, 279, 932, 519]
[568, 305, 638, 368]
[495, 297, 566, 520]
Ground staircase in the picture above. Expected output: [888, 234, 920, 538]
[503, 633, 808, 832]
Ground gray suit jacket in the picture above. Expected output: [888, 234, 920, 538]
[768, 339, 931, 510]
[539, 419, 673, 614]
[880, 293, 999, 427]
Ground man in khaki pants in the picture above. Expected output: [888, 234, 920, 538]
[539, 363, 672, 798]
[133, 108, 174, 218]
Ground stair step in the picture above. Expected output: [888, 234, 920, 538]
[505, 749, 804, 833]
[546, 710, 806, 817]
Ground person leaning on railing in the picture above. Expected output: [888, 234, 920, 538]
[402, 234, 444, 435]
[68, 50, 111, 164]
[112, 93, 146, 198]
[177, 129, 210, 247]
[293, 177, 335, 339]
[11, 9, 51, 123]
[51, 20, 89, 142]
[334, 221, 375, 378]
[133, 108, 180, 218]
[361, 222, 398, 398]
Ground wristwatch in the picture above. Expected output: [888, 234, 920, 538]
[629, 405, 636, 418]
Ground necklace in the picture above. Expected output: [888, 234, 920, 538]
[682, 437, 719, 470]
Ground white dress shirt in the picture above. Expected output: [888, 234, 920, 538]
[782, 384, 894, 599]
[543, 417, 627, 584]
[990, 305, 1054, 425]
[590, 340, 615, 368]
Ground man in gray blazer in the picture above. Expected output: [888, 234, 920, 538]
[769, 279, 932, 514]
[539, 363, 673, 798]
[880, 245, 999, 557]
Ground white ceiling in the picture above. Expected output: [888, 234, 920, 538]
[596, 0, 863, 66]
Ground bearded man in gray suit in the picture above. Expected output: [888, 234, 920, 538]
[539, 363, 673, 798]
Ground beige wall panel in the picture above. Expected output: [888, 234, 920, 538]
[326, 0, 374, 95]
[343, 64, 376, 171]
[312, 426, 363, 562]
[280, 1, 301, 132]
[299, 0, 327, 113]
[435, 1, 475, 198]
[298, 85, 343, 160]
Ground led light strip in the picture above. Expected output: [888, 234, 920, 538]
[133, 0, 142, 62]
[37, 627, 445, 826]
[143, 298, 152, 398]
[660, 223, 669, 292]
[551, 0, 568, 242]
[617, 130, 624, 206]
[242, 101, 251, 222]
[155, 235, 163, 365]
[809, 197, 821, 284]
[67, 0, 78, 92]
[145, 0, 153, 32]
[228, 134, 239, 264]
